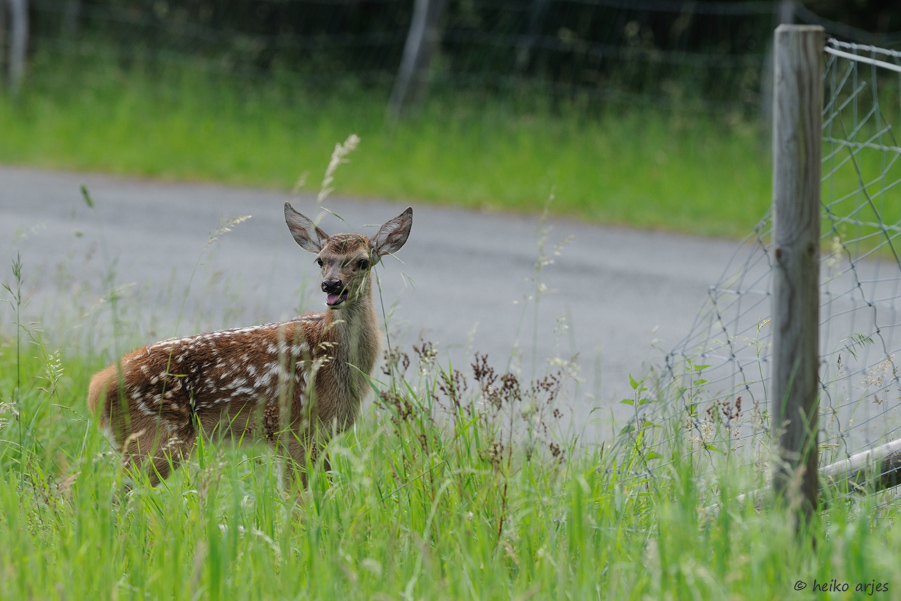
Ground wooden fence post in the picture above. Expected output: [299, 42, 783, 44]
[771, 24, 824, 527]
[387, 0, 447, 122]
[7, 0, 28, 97]
[0, 0, 6, 94]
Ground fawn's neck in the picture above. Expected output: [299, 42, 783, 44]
[320, 275, 381, 398]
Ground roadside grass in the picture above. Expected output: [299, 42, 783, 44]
[3, 327, 901, 600]
[0, 206, 899, 598]
[0, 53, 774, 239]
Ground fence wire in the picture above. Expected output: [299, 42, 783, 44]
[19, 2, 901, 115]
[22, 0, 785, 114]
[615, 37, 901, 504]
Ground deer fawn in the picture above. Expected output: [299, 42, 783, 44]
[87, 203, 413, 487]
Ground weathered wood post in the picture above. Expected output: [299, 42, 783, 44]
[0, 0, 6, 94]
[387, 0, 447, 122]
[7, 0, 28, 97]
[771, 24, 824, 526]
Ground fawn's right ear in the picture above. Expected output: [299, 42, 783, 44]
[371, 207, 413, 261]
[285, 203, 330, 253]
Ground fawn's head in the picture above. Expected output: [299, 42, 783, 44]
[284, 203, 413, 309]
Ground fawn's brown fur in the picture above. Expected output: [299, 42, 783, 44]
[87, 203, 413, 487]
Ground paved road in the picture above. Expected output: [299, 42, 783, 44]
[0, 166, 749, 441]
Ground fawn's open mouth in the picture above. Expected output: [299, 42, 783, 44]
[326, 290, 349, 307]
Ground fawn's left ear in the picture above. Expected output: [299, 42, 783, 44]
[285, 203, 330, 253]
[371, 207, 413, 262]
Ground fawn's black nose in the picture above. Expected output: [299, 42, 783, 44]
[322, 280, 343, 294]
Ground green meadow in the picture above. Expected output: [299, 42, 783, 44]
[0, 54, 773, 239]
[2, 308, 901, 599]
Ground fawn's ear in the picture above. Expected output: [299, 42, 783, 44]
[284, 203, 330, 253]
[371, 207, 413, 262]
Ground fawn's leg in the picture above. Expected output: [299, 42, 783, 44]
[122, 425, 196, 486]
[273, 431, 333, 491]
[281, 434, 312, 491]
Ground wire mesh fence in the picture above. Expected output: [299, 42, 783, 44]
[614, 37, 901, 503]
[14, 0, 842, 115]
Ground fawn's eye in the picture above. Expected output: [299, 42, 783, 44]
[358, 259, 370, 270]
[316, 258, 324, 267]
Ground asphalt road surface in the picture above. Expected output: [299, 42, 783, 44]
[0, 166, 751, 441]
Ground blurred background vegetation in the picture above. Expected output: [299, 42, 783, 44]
[1, 0, 899, 236]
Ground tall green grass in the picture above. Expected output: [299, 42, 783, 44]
[1, 226, 900, 600]
[0, 53, 773, 238]
[2, 213, 901, 599]
[2, 324, 901, 600]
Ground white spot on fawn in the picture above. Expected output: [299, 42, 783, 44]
[226, 377, 248, 389]
[134, 399, 155, 417]
[258, 370, 275, 388]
